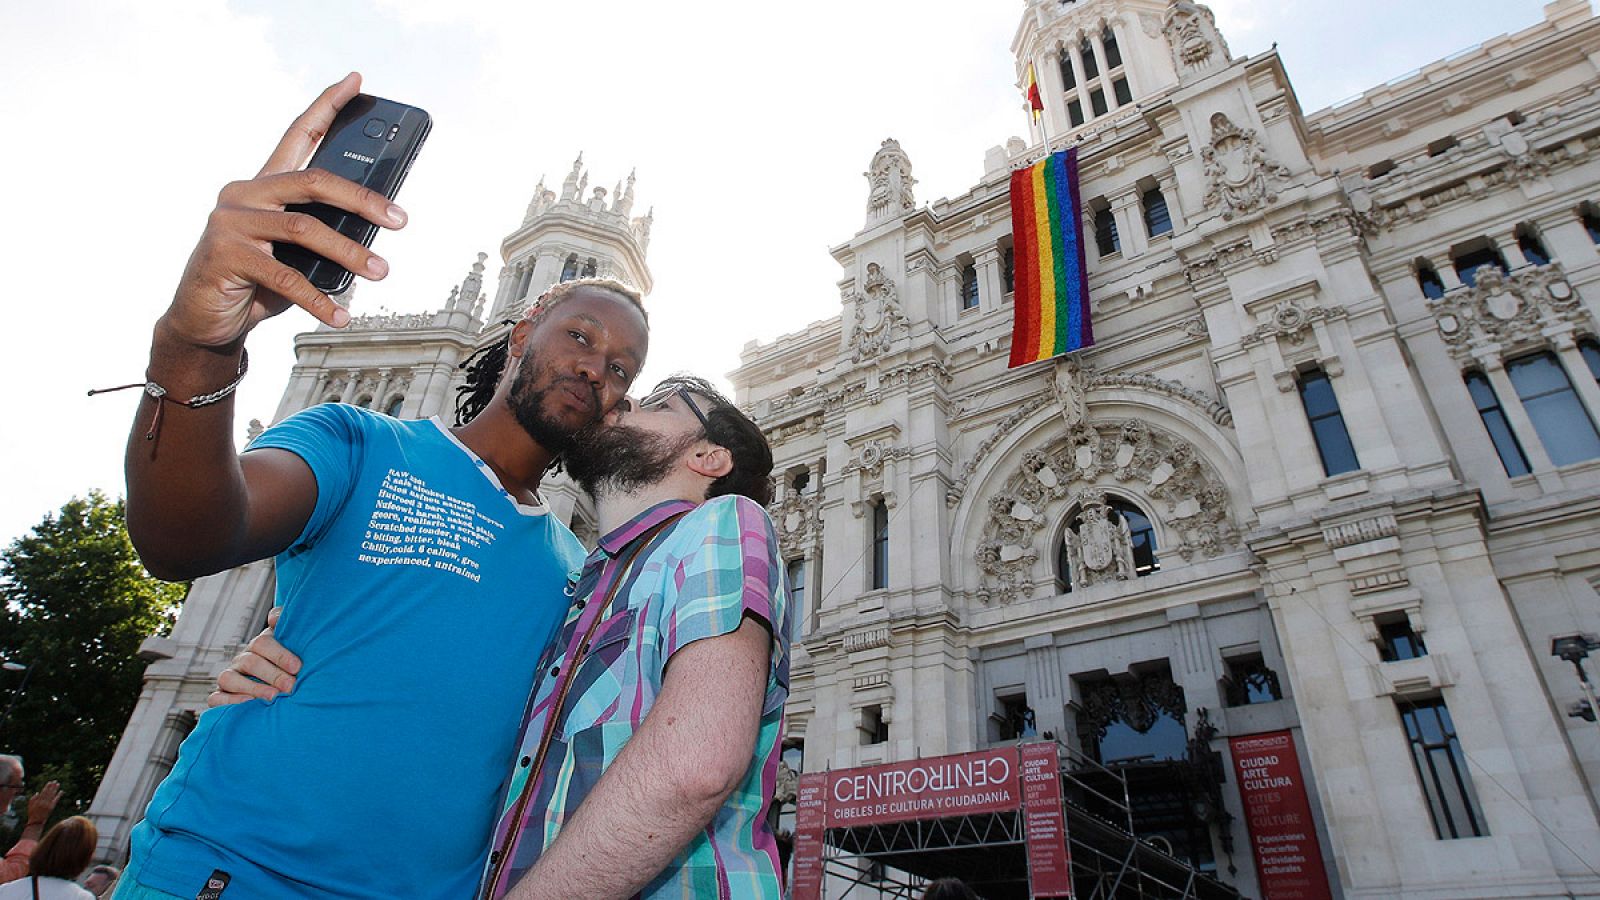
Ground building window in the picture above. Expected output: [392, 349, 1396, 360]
[1080, 37, 1099, 79]
[1077, 669, 1188, 765]
[1059, 48, 1077, 91]
[860, 705, 889, 746]
[786, 558, 806, 616]
[1089, 87, 1108, 118]
[1223, 654, 1283, 707]
[1102, 27, 1122, 69]
[1452, 244, 1508, 287]
[1464, 372, 1531, 477]
[560, 254, 579, 282]
[1581, 338, 1600, 386]
[1399, 698, 1488, 839]
[1506, 351, 1600, 466]
[1068, 99, 1085, 127]
[1003, 247, 1015, 294]
[1582, 203, 1600, 244]
[1093, 204, 1120, 257]
[354, 394, 372, 409]
[1142, 188, 1172, 237]
[959, 264, 980, 311]
[1297, 368, 1361, 476]
[993, 693, 1038, 741]
[870, 498, 889, 591]
[385, 395, 405, 418]
[1416, 261, 1446, 300]
[790, 469, 811, 494]
[1055, 539, 1073, 594]
[580, 257, 597, 278]
[1377, 617, 1428, 661]
[1109, 497, 1159, 575]
[1515, 224, 1550, 266]
[1112, 77, 1132, 107]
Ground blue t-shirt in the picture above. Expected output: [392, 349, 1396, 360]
[129, 404, 584, 900]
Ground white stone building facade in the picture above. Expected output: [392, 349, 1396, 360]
[733, 1, 1600, 897]
[86, 1, 1600, 897]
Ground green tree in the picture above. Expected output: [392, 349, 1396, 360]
[0, 491, 185, 833]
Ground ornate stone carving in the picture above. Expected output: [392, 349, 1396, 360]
[1062, 492, 1138, 589]
[1052, 357, 1089, 428]
[865, 139, 916, 224]
[1429, 262, 1587, 360]
[844, 438, 909, 479]
[947, 395, 1052, 507]
[974, 421, 1237, 604]
[1201, 113, 1290, 220]
[848, 263, 908, 363]
[347, 311, 436, 331]
[1162, 1, 1231, 75]
[773, 760, 799, 807]
[1241, 300, 1348, 348]
[1078, 673, 1188, 742]
[771, 489, 823, 557]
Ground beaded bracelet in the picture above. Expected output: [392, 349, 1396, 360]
[88, 349, 249, 442]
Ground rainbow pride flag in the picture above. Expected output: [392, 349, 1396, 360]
[1008, 148, 1093, 368]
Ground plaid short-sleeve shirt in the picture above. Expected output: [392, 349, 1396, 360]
[482, 496, 791, 899]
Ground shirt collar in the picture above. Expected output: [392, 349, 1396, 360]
[596, 499, 698, 557]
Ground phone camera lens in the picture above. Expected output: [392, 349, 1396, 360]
[362, 118, 387, 139]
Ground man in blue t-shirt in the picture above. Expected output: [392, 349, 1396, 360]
[112, 74, 650, 900]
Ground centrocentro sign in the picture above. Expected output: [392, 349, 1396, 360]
[824, 747, 1020, 827]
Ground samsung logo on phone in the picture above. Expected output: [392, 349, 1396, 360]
[342, 150, 376, 165]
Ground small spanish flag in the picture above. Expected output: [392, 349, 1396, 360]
[1026, 62, 1044, 122]
[1008, 148, 1093, 368]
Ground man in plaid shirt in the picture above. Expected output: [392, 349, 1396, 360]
[217, 375, 789, 899]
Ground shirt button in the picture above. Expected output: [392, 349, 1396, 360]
[520, 756, 531, 768]
[550, 666, 560, 676]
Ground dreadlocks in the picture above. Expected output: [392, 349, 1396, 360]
[453, 277, 648, 426]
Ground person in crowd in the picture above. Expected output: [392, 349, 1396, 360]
[82, 866, 119, 899]
[0, 817, 97, 900]
[0, 756, 60, 884]
[216, 376, 792, 899]
[921, 877, 981, 900]
[109, 71, 649, 900]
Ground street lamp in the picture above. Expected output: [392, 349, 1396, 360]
[0, 660, 30, 736]
[1551, 634, 1600, 738]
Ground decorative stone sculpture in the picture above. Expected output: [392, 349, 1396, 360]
[865, 139, 916, 225]
[1162, 0, 1231, 76]
[1063, 493, 1137, 590]
[1201, 113, 1290, 220]
[848, 263, 907, 363]
[1429, 262, 1583, 360]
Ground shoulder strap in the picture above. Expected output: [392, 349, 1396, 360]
[482, 508, 690, 897]
[31, 875, 40, 900]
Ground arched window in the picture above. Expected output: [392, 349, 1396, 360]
[560, 254, 579, 282]
[321, 395, 339, 405]
[1515, 224, 1550, 266]
[581, 257, 597, 278]
[1101, 26, 1122, 69]
[1058, 46, 1077, 91]
[1416, 261, 1446, 300]
[1093, 204, 1119, 257]
[959, 263, 980, 311]
[1142, 187, 1172, 238]
[1056, 540, 1073, 595]
[354, 394, 372, 409]
[385, 395, 405, 418]
[1451, 241, 1508, 287]
[1107, 496, 1159, 575]
[1582, 202, 1600, 244]
[1080, 36, 1099, 79]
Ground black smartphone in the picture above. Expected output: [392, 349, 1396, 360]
[272, 93, 431, 295]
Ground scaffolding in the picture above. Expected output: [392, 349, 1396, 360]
[812, 741, 1240, 900]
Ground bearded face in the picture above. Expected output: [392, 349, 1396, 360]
[564, 421, 701, 499]
[505, 347, 600, 456]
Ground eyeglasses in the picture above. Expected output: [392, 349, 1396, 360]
[637, 384, 710, 431]
[0, 783, 21, 791]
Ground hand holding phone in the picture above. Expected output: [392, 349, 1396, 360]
[156, 73, 415, 356]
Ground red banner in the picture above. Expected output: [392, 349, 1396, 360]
[824, 747, 1020, 827]
[1229, 731, 1332, 900]
[1020, 741, 1074, 898]
[790, 772, 827, 900]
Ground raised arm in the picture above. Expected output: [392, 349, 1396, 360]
[126, 73, 406, 579]
[505, 617, 773, 900]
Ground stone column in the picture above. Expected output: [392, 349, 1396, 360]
[373, 369, 394, 413]
[1067, 38, 1094, 122]
[1431, 254, 1463, 290]
[338, 370, 359, 404]
[1036, 48, 1068, 141]
[1110, 189, 1144, 257]
[974, 247, 1003, 313]
[1554, 334, 1600, 431]
[1109, 20, 1138, 98]
[1156, 173, 1187, 233]
[1025, 634, 1066, 738]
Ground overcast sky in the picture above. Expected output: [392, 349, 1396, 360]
[0, 0, 1566, 550]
